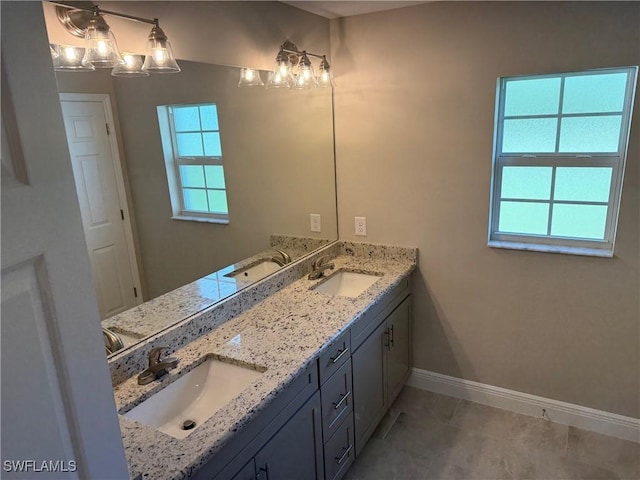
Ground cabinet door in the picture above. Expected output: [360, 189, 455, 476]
[352, 320, 387, 456]
[386, 296, 411, 405]
[254, 391, 324, 480]
[230, 460, 255, 480]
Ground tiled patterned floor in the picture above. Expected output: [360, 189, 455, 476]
[344, 387, 640, 480]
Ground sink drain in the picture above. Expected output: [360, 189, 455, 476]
[182, 419, 196, 430]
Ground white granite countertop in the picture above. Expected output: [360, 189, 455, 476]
[114, 248, 416, 480]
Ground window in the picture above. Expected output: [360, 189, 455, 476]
[157, 103, 229, 223]
[488, 67, 637, 256]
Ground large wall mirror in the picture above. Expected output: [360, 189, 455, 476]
[52, 59, 337, 356]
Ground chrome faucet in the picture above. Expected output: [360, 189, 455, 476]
[273, 248, 292, 264]
[137, 346, 179, 385]
[103, 327, 124, 355]
[308, 255, 335, 280]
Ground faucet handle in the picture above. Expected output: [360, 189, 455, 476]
[148, 346, 170, 365]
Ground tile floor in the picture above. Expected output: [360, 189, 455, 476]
[344, 387, 640, 480]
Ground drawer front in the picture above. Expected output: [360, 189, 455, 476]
[319, 329, 351, 385]
[323, 413, 355, 480]
[321, 358, 353, 440]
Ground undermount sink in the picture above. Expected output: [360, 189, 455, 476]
[313, 270, 381, 298]
[225, 260, 281, 283]
[124, 357, 264, 439]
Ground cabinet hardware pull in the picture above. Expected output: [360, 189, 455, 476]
[384, 329, 390, 350]
[330, 345, 349, 364]
[390, 324, 394, 348]
[335, 444, 353, 465]
[333, 390, 351, 410]
[258, 463, 270, 480]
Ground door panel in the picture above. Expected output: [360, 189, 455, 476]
[352, 320, 387, 456]
[386, 297, 411, 404]
[254, 391, 324, 480]
[60, 100, 137, 318]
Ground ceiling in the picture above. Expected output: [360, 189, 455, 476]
[282, 1, 432, 19]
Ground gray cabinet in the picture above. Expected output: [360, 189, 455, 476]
[352, 295, 411, 455]
[254, 391, 324, 480]
[228, 392, 324, 480]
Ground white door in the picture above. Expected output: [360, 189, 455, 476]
[1, 3, 129, 478]
[60, 96, 141, 319]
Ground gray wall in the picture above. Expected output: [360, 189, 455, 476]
[331, 1, 639, 418]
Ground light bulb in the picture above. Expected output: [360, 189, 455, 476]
[142, 22, 180, 73]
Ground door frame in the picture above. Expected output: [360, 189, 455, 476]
[59, 92, 143, 307]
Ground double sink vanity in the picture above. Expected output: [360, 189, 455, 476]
[109, 241, 417, 480]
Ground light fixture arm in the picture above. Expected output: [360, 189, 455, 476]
[49, 1, 157, 26]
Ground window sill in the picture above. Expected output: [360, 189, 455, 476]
[488, 240, 613, 258]
[171, 215, 229, 225]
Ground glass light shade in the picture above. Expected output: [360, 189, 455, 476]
[292, 62, 319, 90]
[112, 53, 149, 77]
[50, 44, 59, 60]
[238, 68, 264, 87]
[82, 14, 124, 68]
[266, 70, 294, 89]
[141, 24, 180, 73]
[53, 45, 95, 71]
[318, 57, 334, 88]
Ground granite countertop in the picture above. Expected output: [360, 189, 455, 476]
[114, 248, 416, 480]
[103, 236, 330, 341]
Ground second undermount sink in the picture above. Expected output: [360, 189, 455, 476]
[124, 357, 264, 439]
[313, 270, 381, 298]
[225, 260, 281, 283]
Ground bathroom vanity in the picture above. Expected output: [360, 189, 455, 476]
[110, 242, 417, 480]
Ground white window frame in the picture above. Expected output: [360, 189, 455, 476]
[488, 66, 638, 257]
[157, 103, 229, 224]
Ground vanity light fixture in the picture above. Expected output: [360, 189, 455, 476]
[49, 2, 180, 75]
[242, 41, 333, 90]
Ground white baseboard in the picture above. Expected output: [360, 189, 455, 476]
[408, 368, 640, 443]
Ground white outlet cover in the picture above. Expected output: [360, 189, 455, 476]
[310, 214, 321, 232]
[355, 216, 366, 236]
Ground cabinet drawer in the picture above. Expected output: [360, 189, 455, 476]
[323, 413, 355, 480]
[318, 329, 351, 385]
[321, 358, 353, 440]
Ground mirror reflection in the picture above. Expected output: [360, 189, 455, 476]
[53, 60, 337, 355]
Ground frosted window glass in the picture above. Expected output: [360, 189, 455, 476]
[554, 167, 612, 202]
[204, 166, 225, 188]
[551, 204, 607, 239]
[207, 190, 228, 213]
[203, 132, 222, 156]
[173, 107, 200, 132]
[179, 165, 205, 188]
[498, 201, 549, 235]
[200, 105, 219, 130]
[183, 188, 208, 212]
[501, 166, 552, 200]
[504, 78, 561, 116]
[559, 115, 621, 153]
[176, 133, 203, 157]
[502, 118, 557, 153]
[563, 73, 628, 114]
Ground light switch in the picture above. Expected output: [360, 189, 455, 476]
[310, 214, 321, 232]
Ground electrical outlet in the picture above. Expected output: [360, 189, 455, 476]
[310, 214, 321, 232]
[355, 216, 367, 236]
